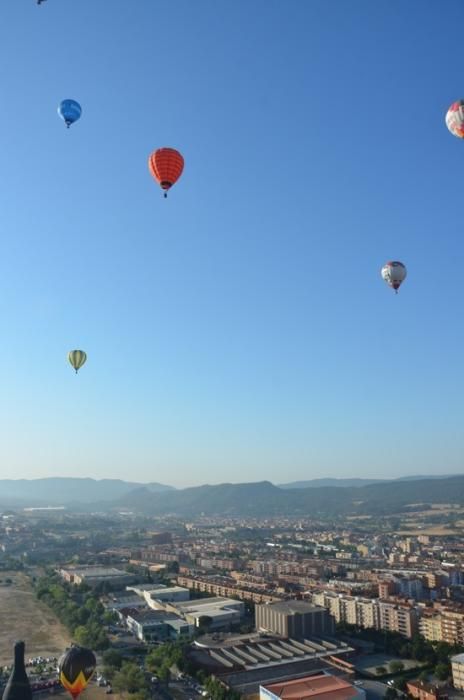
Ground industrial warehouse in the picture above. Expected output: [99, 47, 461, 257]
[189, 632, 356, 695]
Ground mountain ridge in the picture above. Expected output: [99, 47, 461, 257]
[113, 474, 464, 517]
[2, 475, 464, 516]
[0, 477, 174, 506]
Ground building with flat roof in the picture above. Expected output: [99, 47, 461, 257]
[167, 596, 245, 631]
[126, 609, 192, 642]
[260, 673, 365, 700]
[105, 593, 148, 611]
[60, 566, 135, 588]
[189, 632, 355, 695]
[255, 601, 335, 639]
[451, 653, 464, 690]
[143, 586, 190, 608]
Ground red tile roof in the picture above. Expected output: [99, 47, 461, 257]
[262, 674, 357, 699]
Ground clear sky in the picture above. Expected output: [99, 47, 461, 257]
[0, 0, 463, 488]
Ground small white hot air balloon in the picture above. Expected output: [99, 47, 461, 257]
[381, 261, 407, 294]
[68, 350, 87, 374]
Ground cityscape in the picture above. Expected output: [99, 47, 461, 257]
[3, 476, 464, 699]
[3, 1, 464, 700]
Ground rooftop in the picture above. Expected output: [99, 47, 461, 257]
[63, 566, 129, 578]
[127, 583, 167, 592]
[260, 601, 324, 615]
[192, 635, 354, 672]
[174, 597, 242, 612]
[127, 609, 179, 623]
[148, 586, 189, 597]
[262, 673, 357, 699]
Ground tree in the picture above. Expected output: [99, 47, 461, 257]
[103, 610, 118, 625]
[418, 670, 429, 682]
[168, 561, 179, 574]
[385, 689, 398, 699]
[74, 625, 92, 647]
[389, 661, 405, 674]
[157, 665, 171, 686]
[375, 666, 387, 675]
[102, 649, 123, 670]
[435, 663, 450, 681]
[112, 662, 149, 698]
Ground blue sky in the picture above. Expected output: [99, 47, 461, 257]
[0, 0, 463, 488]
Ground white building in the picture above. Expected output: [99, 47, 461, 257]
[451, 653, 464, 690]
[168, 596, 244, 631]
[126, 609, 192, 642]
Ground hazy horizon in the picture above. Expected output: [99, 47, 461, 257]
[1, 1, 464, 488]
[0, 470, 463, 490]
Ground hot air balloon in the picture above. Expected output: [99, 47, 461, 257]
[58, 100, 82, 128]
[446, 100, 464, 138]
[148, 148, 184, 197]
[381, 261, 407, 294]
[68, 350, 87, 374]
[58, 646, 96, 700]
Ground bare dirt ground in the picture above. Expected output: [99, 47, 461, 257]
[0, 571, 71, 666]
[398, 526, 460, 535]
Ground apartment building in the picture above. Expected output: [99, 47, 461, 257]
[378, 601, 418, 638]
[451, 653, 464, 691]
[312, 591, 416, 638]
[419, 607, 464, 645]
[419, 613, 443, 642]
[406, 680, 448, 699]
[177, 574, 281, 603]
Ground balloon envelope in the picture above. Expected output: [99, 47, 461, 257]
[58, 100, 82, 128]
[446, 100, 464, 138]
[68, 350, 87, 373]
[59, 646, 96, 700]
[148, 148, 184, 194]
[381, 261, 407, 292]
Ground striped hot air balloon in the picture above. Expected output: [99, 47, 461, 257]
[68, 350, 87, 374]
[148, 147, 184, 197]
[58, 646, 96, 700]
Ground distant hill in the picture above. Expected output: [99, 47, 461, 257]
[4, 474, 464, 517]
[278, 475, 460, 489]
[116, 481, 285, 516]
[112, 475, 464, 517]
[278, 478, 387, 489]
[0, 477, 174, 506]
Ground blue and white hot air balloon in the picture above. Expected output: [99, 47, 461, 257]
[58, 99, 82, 128]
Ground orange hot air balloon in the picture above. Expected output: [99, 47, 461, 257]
[148, 147, 184, 197]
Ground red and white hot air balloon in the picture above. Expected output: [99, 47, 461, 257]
[381, 261, 407, 294]
[446, 100, 464, 139]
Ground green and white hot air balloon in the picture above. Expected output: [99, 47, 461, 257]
[68, 350, 87, 374]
